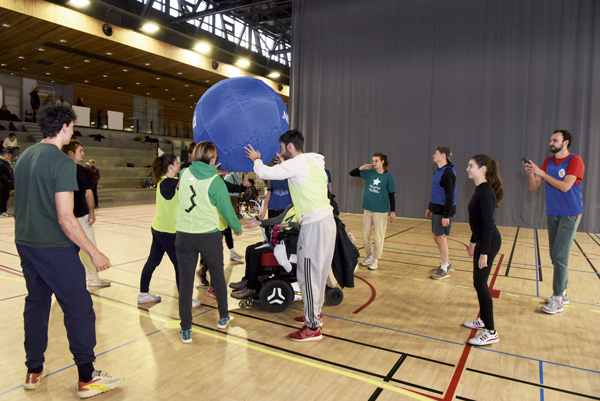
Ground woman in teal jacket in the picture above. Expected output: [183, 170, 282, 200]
[176, 141, 242, 343]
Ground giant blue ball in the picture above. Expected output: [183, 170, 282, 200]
[193, 77, 289, 172]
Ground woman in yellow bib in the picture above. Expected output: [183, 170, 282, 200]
[176, 141, 242, 343]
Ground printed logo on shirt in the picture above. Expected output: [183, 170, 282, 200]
[559, 168, 566, 178]
[369, 178, 381, 194]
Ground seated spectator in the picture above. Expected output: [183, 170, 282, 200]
[76, 97, 85, 107]
[0, 105, 11, 120]
[238, 179, 258, 204]
[2, 133, 20, 155]
[55, 95, 70, 108]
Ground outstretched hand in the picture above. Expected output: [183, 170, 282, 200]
[245, 144, 261, 162]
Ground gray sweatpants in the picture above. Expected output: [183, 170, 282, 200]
[176, 231, 228, 330]
[296, 215, 336, 329]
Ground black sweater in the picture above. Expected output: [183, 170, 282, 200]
[468, 182, 497, 254]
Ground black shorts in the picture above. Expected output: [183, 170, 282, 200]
[432, 214, 452, 236]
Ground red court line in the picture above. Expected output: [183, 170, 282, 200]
[352, 274, 376, 314]
[442, 255, 504, 400]
[0, 266, 23, 277]
[447, 237, 469, 249]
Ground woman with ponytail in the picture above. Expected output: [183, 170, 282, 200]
[138, 154, 194, 306]
[463, 154, 503, 346]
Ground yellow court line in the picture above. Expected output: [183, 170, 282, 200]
[92, 296, 431, 400]
[0, 276, 25, 283]
[505, 293, 520, 298]
[391, 275, 403, 279]
[590, 309, 600, 314]
[411, 278, 424, 282]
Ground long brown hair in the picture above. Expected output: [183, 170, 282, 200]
[151, 153, 177, 184]
[471, 154, 503, 206]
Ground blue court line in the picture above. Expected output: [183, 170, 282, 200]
[595, 234, 600, 241]
[539, 361, 545, 401]
[0, 328, 166, 397]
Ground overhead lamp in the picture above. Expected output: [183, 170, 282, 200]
[68, 0, 90, 7]
[268, 72, 280, 79]
[194, 42, 210, 54]
[236, 58, 250, 68]
[142, 23, 159, 33]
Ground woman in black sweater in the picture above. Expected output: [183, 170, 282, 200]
[463, 154, 503, 346]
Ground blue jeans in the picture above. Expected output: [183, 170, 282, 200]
[546, 215, 581, 296]
[17, 244, 96, 369]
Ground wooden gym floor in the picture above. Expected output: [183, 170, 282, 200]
[0, 204, 599, 400]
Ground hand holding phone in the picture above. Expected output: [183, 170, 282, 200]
[522, 157, 531, 164]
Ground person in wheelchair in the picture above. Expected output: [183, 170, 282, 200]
[237, 179, 258, 204]
[229, 204, 298, 299]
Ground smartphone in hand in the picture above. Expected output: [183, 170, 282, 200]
[522, 157, 531, 164]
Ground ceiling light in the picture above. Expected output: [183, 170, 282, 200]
[171, 98, 175, 101]
[106, 52, 112, 56]
[2, 24, 10, 28]
[165, 89, 169, 91]
[0, 63, 6, 67]
[59, 39, 67, 43]
[268, 72, 280, 79]
[38, 48, 45, 52]
[18, 56, 25, 59]
[117, 87, 122, 90]
[84, 59, 90, 63]
[102, 75, 108, 78]
[177, 72, 182, 75]
[68, 0, 90, 7]
[22, 67, 27, 70]
[64, 66, 70, 69]
[141, 23, 159, 33]
[123, 69, 128, 72]
[46, 72, 51, 75]
[84, 80, 89, 83]
[136, 82, 141, 85]
[146, 92, 150, 95]
[236, 58, 250, 68]
[205, 80, 210, 83]
[194, 42, 210, 53]
[156, 77, 161, 80]
[189, 94, 193, 97]
[145, 63, 151, 66]
[51, 80, 55, 83]
[184, 84, 189, 87]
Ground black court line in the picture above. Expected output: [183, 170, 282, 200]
[369, 354, 407, 400]
[355, 222, 426, 251]
[535, 229, 543, 282]
[588, 233, 600, 247]
[573, 239, 600, 281]
[90, 291, 449, 396]
[0, 249, 19, 257]
[504, 227, 520, 276]
[0, 264, 22, 274]
[455, 396, 478, 401]
[466, 368, 600, 400]
[0, 294, 26, 302]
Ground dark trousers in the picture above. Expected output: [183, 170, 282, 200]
[17, 244, 96, 369]
[176, 231, 228, 330]
[223, 227, 234, 249]
[92, 183, 99, 207]
[140, 228, 179, 293]
[242, 242, 273, 290]
[0, 182, 9, 213]
[472, 228, 502, 331]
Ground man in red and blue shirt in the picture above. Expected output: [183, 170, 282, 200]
[524, 129, 585, 315]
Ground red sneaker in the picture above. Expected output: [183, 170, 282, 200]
[288, 325, 323, 341]
[293, 315, 323, 327]
[24, 365, 49, 390]
[206, 287, 216, 298]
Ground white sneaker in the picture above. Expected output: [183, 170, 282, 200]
[463, 317, 485, 329]
[541, 300, 564, 314]
[88, 278, 111, 287]
[368, 259, 378, 270]
[360, 255, 374, 266]
[230, 252, 244, 261]
[138, 293, 161, 303]
[192, 299, 201, 308]
[545, 294, 569, 305]
[76, 370, 124, 399]
[0, 212, 13, 217]
[467, 329, 499, 346]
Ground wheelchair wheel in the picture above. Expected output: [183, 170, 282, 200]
[241, 200, 261, 220]
[325, 286, 344, 306]
[259, 279, 294, 313]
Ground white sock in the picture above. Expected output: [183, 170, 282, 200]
[440, 262, 450, 272]
[229, 248, 235, 255]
